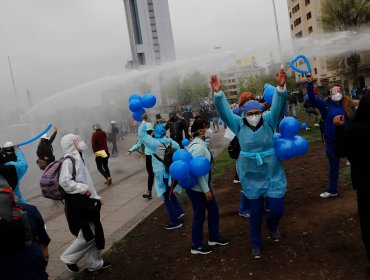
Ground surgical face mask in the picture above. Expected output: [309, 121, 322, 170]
[331, 93, 343, 102]
[205, 128, 213, 140]
[246, 114, 262, 127]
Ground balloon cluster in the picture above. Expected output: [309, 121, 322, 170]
[169, 149, 211, 190]
[274, 117, 309, 160]
[128, 93, 157, 122]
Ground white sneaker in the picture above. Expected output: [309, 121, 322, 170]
[233, 179, 240, 184]
[306, 127, 311, 131]
[314, 123, 320, 127]
[346, 160, 351, 166]
[320, 192, 338, 198]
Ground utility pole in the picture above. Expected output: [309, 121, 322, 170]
[8, 56, 22, 122]
[271, 0, 284, 67]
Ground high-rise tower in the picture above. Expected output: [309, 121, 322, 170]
[124, 0, 176, 67]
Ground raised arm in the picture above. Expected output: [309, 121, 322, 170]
[211, 75, 241, 135]
[306, 73, 326, 111]
[138, 121, 162, 151]
[49, 128, 57, 144]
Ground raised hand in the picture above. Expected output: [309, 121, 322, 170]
[275, 68, 287, 87]
[210, 75, 222, 92]
[306, 73, 313, 83]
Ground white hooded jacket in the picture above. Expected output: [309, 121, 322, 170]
[58, 134, 99, 199]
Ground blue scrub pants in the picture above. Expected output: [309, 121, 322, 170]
[325, 145, 340, 194]
[186, 189, 220, 247]
[248, 196, 284, 249]
[239, 192, 250, 215]
[162, 184, 184, 226]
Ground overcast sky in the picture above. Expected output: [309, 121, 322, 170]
[0, 0, 291, 112]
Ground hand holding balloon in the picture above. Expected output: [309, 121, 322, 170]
[276, 68, 287, 87]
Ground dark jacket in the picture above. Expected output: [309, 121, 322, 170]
[65, 194, 105, 250]
[165, 116, 190, 143]
[287, 93, 297, 105]
[307, 82, 348, 145]
[36, 130, 57, 162]
[91, 129, 109, 153]
[334, 95, 370, 190]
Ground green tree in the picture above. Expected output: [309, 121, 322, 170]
[321, 0, 370, 85]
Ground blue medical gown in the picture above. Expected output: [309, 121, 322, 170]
[213, 88, 287, 199]
[138, 122, 180, 198]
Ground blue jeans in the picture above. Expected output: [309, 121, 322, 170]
[325, 145, 340, 194]
[186, 190, 220, 247]
[163, 185, 184, 226]
[248, 196, 284, 249]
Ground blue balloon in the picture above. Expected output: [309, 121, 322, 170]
[169, 160, 189, 181]
[132, 108, 146, 122]
[140, 93, 157, 108]
[305, 94, 309, 101]
[16, 124, 52, 147]
[263, 83, 275, 104]
[129, 99, 143, 112]
[290, 54, 311, 74]
[181, 139, 190, 147]
[274, 138, 295, 160]
[129, 94, 141, 102]
[279, 117, 300, 139]
[179, 174, 198, 190]
[218, 120, 223, 126]
[173, 149, 192, 163]
[293, 136, 309, 156]
[301, 122, 307, 130]
[189, 156, 211, 177]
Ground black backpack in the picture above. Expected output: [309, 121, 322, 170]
[0, 176, 33, 252]
[153, 142, 176, 172]
[228, 136, 240, 159]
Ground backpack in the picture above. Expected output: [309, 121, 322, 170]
[40, 155, 76, 200]
[228, 136, 240, 159]
[153, 142, 176, 172]
[0, 176, 33, 251]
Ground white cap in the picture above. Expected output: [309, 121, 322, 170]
[41, 134, 49, 140]
[3, 141, 14, 148]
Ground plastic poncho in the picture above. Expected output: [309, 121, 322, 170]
[138, 122, 180, 197]
[5, 149, 28, 203]
[213, 86, 287, 199]
[58, 134, 99, 199]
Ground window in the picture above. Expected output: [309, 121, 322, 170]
[291, 24, 293, 30]
[307, 12, 312, 20]
[129, 0, 142, 44]
[305, 0, 310, 5]
[314, 68, 318, 74]
[137, 53, 146, 65]
[295, 31, 303, 38]
[308, 26, 313, 33]
[290, 12, 292, 18]
[292, 4, 300, 14]
[294, 17, 302, 27]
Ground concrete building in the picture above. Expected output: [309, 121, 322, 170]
[287, 0, 370, 92]
[123, 0, 176, 67]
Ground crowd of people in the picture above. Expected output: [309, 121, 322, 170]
[1, 67, 370, 278]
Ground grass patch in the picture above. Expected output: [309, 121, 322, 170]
[212, 148, 234, 181]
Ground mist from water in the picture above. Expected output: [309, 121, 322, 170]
[291, 28, 370, 59]
[3, 51, 235, 200]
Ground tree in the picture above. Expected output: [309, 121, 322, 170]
[321, 0, 370, 85]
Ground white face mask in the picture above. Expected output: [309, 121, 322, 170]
[205, 128, 213, 140]
[331, 93, 343, 102]
[246, 114, 262, 127]
[77, 141, 88, 151]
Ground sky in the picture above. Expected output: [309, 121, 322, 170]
[0, 0, 291, 113]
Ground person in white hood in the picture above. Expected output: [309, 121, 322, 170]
[58, 134, 110, 273]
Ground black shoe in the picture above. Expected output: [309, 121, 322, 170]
[191, 245, 213, 255]
[66, 263, 79, 273]
[165, 223, 182, 230]
[208, 237, 230, 246]
[143, 191, 152, 199]
[252, 247, 262, 259]
[269, 229, 281, 242]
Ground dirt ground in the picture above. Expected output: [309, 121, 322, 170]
[81, 140, 368, 280]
